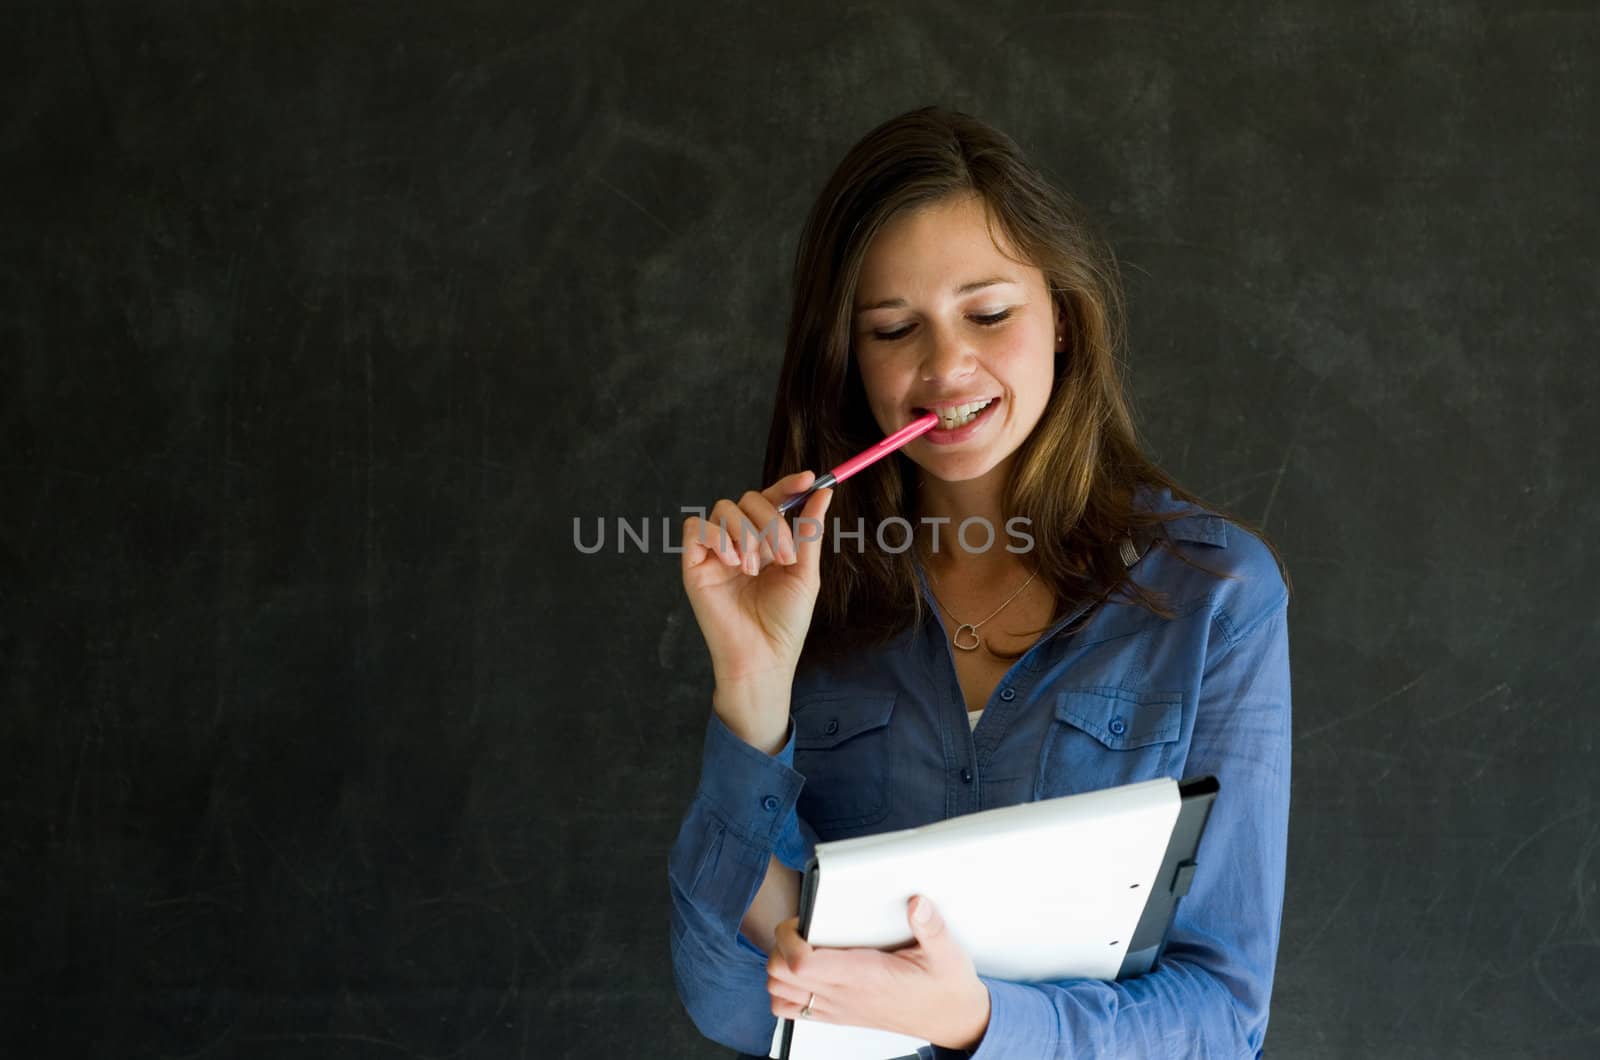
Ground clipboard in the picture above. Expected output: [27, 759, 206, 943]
[773, 775, 1219, 1060]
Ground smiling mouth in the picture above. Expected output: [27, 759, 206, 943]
[914, 398, 997, 430]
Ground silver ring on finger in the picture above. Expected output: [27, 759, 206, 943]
[800, 991, 815, 1018]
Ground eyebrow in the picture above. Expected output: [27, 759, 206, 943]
[853, 275, 1020, 314]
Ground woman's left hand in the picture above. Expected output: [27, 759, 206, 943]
[767, 895, 991, 1051]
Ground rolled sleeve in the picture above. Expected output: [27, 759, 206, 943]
[961, 596, 1292, 1059]
[695, 709, 806, 844]
[668, 710, 815, 1055]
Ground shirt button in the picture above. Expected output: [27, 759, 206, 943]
[1000, 687, 1016, 702]
[824, 718, 839, 736]
[960, 768, 973, 784]
[1109, 717, 1127, 736]
[761, 795, 780, 812]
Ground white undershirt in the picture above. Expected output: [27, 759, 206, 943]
[968, 709, 983, 730]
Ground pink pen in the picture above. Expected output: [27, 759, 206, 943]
[775, 411, 940, 515]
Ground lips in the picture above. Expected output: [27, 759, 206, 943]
[919, 396, 1001, 444]
[912, 397, 1000, 427]
[912, 397, 1000, 414]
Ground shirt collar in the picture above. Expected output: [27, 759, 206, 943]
[1133, 484, 1230, 549]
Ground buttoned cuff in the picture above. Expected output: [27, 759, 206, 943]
[696, 709, 806, 846]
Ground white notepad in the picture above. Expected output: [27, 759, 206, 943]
[770, 776, 1215, 1060]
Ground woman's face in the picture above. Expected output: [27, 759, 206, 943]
[852, 192, 1058, 485]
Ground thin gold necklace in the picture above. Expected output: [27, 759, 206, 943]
[923, 567, 1038, 653]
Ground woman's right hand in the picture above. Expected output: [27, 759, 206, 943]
[679, 470, 834, 716]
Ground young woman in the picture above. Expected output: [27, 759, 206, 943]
[668, 105, 1292, 1059]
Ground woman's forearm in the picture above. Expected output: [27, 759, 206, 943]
[740, 854, 801, 955]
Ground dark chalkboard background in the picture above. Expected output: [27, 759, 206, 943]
[3, 1, 1596, 1057]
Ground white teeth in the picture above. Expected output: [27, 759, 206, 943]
[934, 398, 994, 428]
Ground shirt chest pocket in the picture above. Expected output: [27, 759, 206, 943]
[1034, 688, 1184, 800]
[792, 692, 897, 834]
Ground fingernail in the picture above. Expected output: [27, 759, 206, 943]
[913, 897, 931, 923]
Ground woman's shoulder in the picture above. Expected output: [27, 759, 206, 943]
[1130, 483, 1290, 642]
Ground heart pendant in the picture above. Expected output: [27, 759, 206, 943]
[953, 624, 982, 651]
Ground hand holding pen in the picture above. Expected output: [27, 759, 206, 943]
[678, 412, 939, 753]
[679, 469, 833, 752]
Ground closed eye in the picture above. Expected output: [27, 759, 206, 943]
[870, 308, 1015, 342]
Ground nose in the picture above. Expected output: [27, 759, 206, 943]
[918, 319, 977, 386]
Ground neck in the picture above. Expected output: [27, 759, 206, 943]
[913, 458, 1024, 579]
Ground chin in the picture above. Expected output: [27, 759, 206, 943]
[914, 449, 1013, 483]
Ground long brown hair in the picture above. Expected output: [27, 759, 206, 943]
[762, 105, 1290, 667]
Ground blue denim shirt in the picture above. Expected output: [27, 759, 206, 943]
[667, 487, 1292, 1058]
